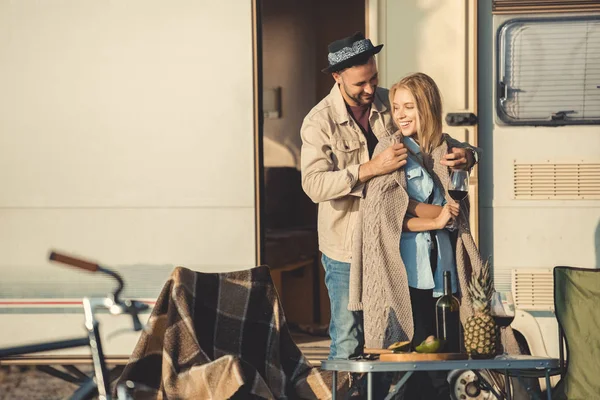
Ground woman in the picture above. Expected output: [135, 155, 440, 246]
[348, 72, 479, 344]
[348, 72, 518, 398]
[394, 73, 461, 353]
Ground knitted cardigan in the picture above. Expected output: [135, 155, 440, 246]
[349, 132, 519, 353]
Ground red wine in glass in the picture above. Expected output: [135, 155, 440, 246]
[449, 170, 469, 201]
[449, 189, 468, 201]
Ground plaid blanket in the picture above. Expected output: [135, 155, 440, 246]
[117, 266, 346, 399]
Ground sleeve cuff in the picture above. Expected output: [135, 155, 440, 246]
[346, 164, 365, 197]
[469, 147, 481, 167]
[347, 302, 363, 311]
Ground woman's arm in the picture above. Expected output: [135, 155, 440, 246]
[403, 216, 441, 232]
[407, 199, 443, 219]
[403, 203, 459, 232]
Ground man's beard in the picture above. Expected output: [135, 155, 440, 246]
[343, 83, 375, 106]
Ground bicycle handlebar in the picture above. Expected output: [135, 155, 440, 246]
[0, 249, 150, 400]
[49, 251, 100, 272]
[48, 250, 149, 331]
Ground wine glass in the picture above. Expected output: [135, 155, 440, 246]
[448, 170, 469, 202]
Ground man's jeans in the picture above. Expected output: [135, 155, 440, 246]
[321, 253, 364, 360]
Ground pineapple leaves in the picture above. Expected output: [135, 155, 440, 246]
[468, 259, 494, 314]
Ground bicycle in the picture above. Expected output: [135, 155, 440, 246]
[0, 251, 149, 400]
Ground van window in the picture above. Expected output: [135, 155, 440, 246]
[497, 17, 600, 125]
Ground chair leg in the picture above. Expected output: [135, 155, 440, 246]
[545, 369, 552, 400]
[471, 370, 503, 399]
[504, 370, 512, 400]
[558, 326, 565, 379]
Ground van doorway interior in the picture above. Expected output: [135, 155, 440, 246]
[260, 0, 366, 331]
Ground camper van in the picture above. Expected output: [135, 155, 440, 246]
[1, 0, 598, 396]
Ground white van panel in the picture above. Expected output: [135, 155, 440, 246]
[0, 0, 257, 352]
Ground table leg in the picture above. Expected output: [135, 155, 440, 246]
[504, 370, 512, 400]
[545, 369, 552, 400]
[367, 372, 373, 400]
[384, 371, 414, 400]
[331, 371, 336, 400]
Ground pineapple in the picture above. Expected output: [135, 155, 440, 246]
[464, 260, 497, 359]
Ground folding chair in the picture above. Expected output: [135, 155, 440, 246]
[552, 266, 600, 400]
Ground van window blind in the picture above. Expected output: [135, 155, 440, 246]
[497, 17, 600, 125]
[493, 0, 600, 14]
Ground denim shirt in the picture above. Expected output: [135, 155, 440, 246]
[400, 137, 458, 296]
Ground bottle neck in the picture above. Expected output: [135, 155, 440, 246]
[444, 271, 452, 296]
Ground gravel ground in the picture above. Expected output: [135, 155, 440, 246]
[0, 330, 330, 399]
[0, 366, 80, 400]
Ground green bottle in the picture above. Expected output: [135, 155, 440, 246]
[436, 271, 461, 353]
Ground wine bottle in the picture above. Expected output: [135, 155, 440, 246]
[436, 271, 461, 353]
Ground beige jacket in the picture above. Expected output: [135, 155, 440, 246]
[349, 133, 519, 355]
[300, 84, 396, 262]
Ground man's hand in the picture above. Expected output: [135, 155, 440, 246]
[359, 143, 408, 183]
[440, 147, 473, 170]
[371, 143, 408, 175]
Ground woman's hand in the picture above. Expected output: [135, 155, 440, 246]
[433, 203, 459, 230]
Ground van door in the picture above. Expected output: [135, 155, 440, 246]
[372, 0, 480, 241]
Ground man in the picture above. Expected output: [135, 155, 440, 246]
[300, 32, 478, 360]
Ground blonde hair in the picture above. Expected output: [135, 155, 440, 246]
[389, 72, 443, 154]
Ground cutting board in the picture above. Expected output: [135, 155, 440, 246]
[380, 352, 468, 361]
[363, 348, 468, 361]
